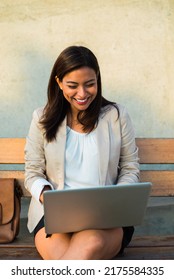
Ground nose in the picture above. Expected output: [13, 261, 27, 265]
[77, 86, 86, 98]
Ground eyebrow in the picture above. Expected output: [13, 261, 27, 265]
[66, 79, 96, 85]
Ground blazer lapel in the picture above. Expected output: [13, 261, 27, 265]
[96, 118, 110, 185]
[53, 117, 67, 189]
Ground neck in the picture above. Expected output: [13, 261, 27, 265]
[67, 111, 85, 132]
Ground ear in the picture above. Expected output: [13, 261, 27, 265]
[55, 76, 63, 90]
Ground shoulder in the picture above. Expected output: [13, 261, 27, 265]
[30, 107, 45, 132]
[117, 104, 131, 120]
[100, 103, 128, 120]
[99, 104, 133, 131]
[32, 107, 44, 121]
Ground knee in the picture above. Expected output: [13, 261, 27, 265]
[84, 231, 106, 258]
[85, 228, 123, 259]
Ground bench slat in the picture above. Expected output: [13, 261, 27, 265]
[1, 138, 174, 164]
[0, 248, 41, 260]
[0, 138, 25, 164]
[136, 138, 174, 164]
[1, 170, 174, 197]
[122, 246, 174, 260]
[1, 246, 174, 260]
[140, 170, 174, 196]
[131, 235, 174, 247]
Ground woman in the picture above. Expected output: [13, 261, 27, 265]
[25, 46, 139, 260]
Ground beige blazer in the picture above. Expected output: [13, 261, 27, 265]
[25, 104, 139, 232]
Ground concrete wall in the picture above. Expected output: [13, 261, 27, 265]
[0, 0, 174, 137]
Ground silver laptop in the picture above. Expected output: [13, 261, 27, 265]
[43, 182, 152, 234]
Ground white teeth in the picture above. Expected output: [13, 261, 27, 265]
[76, 98, 88, 103]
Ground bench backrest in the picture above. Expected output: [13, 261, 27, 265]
[0, 138, 174, 197]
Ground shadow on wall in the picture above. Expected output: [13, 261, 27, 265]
[0, 50, 51, 137]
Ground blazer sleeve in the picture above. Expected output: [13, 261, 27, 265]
[24, 109, 53, 202]
[117, 106, 140, 184]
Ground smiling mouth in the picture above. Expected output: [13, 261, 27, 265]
[74, 98, 89, 105]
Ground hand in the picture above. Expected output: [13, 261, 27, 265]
[39, 185, 51, 204]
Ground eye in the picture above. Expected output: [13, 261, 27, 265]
[68, 85, 77, 89]
[85, 83, 96, 88]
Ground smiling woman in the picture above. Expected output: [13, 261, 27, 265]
[55, 67, 98, 130]
[40, 46, 107, 139]
[24, 45, 139, 260]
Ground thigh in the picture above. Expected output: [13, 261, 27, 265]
[35, 228, 72, 260]
[71, 227, 124, 260]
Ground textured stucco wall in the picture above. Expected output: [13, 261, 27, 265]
[0, 0, 173, 137]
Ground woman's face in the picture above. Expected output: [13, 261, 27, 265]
[57, 67, 98, 116]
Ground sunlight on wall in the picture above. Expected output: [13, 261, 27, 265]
[0, 0, 173, 137]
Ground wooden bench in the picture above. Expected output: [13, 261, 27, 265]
[0, 138, 174, 260]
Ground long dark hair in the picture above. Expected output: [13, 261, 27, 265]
[40, 46, 118, 142]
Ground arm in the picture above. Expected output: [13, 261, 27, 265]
[24, 109, 53, 203]
[117, 106, 140, 184]
[39, 185, 52, 204]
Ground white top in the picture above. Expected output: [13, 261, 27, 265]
[30, 126, 100, 201]
[64, 126, 100, 189]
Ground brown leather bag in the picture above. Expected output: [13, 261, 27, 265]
[0, 178, 22, 243]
